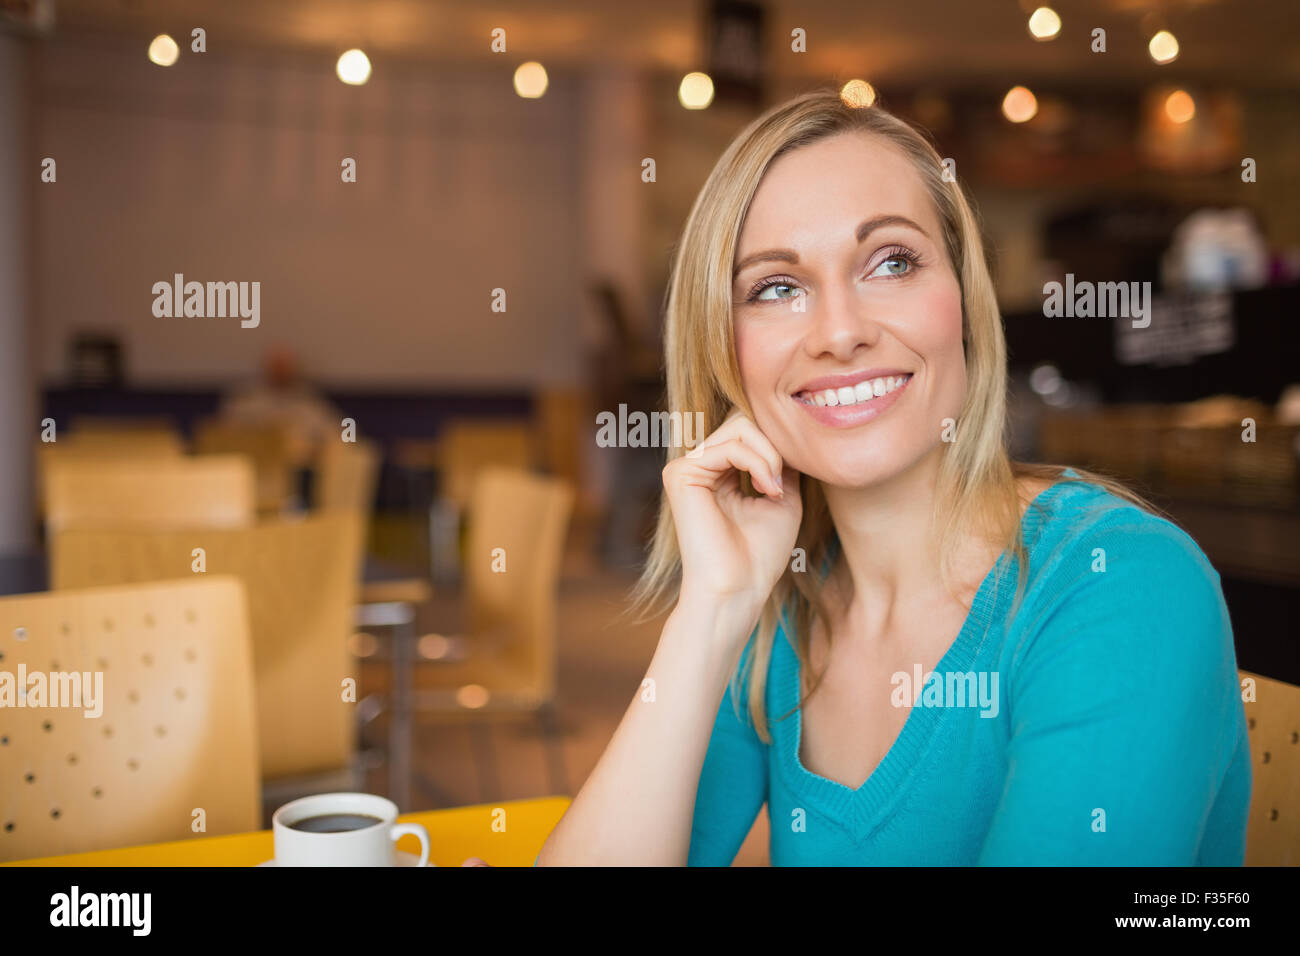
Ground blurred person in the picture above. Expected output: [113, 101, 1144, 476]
[535, 90, 1250, 866]
[219, 347, 341, 464]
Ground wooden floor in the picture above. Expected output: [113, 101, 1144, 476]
[355, 523, 770, 865]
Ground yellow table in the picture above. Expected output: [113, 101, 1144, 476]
[4, 796, 568, 867]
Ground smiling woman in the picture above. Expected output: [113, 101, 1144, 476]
[535, 88, 1251, 867]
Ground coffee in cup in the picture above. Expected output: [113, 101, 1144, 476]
[272, 793, 430, 866]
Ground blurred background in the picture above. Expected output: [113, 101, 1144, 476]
[0, 0, 1297, 864]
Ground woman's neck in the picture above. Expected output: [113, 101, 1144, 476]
[821, 447, 980, 634]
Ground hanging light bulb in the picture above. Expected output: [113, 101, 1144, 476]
[840, 80, 876, 109]
[678, 72, 714, 109]
[336, 49, 371, 85]
[148, 34, 179, 67]
[514, 61, 549, 98]
[1002, 86, 1038, 123]
[1027, 7, 1061, 41]
[1164, 89, 1195, 123]
[1149, 30, 1180, 64]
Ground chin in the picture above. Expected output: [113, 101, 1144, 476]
[773, 416, 942, 491]
[796, 452, 912, 491]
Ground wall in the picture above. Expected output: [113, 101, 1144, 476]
[30, 33, 584, 389]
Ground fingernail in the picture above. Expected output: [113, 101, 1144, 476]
[775, 472, 784, 490]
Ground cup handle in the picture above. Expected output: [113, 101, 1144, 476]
[390, 823, 431, 867]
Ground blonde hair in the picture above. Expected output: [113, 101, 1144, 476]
[630, 88, 1154, 743]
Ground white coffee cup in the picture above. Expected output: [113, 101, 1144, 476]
[272, 792, 430, 867]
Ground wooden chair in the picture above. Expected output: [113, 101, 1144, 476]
[429, 420, 537, 585]
[49, 513, 364, 783]
[0, 577, 260, 861]
[1242, 670, 1300, 865]
[403, 467, 573, 798]
[193, 419, 299, 516]
[34, 433, 185, 519]
[44, 455, 255, 533]
[314, 439, 380, 515]
[67, 418, 186, 449]
[436, 421, 537, 512]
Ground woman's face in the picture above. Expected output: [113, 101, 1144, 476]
[731, 131, 966, 490]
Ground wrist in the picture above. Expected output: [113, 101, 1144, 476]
[669, 590, 766, 653]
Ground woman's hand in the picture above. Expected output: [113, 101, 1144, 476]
[662, 407, 802, 631]
[460, 857, 490, 867]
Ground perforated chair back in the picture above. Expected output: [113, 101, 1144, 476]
[1242, 670, 1300, 865]
[0, 577, 259, 861]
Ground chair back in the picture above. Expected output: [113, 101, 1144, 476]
[50, 514, 363, 780]
[44, 455, 255, 533]
[1242, 670, 1300, 865]
[67, 419, 185, 451]
[34, 432, 185, 518]
[437, 421, 535, 511]
[464, 468, 573, 704]
[0, 577, 260, 861]
[194, 419, 298, 515]
[315, 439, 380, 515]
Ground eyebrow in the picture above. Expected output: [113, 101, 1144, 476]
[732, 214, 931, 279]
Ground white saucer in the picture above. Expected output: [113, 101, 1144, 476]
[256, 851, 431, 867]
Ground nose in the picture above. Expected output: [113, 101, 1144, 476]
[800, 280, 883, 362]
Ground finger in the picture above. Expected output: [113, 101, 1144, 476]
[461, 856, 490, 867]
[689, 410, 784, 484]
[673, 437, 782, 497]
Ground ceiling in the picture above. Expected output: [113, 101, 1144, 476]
[39, 0, 1300, 90]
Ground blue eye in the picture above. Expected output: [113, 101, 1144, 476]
[754, 282, 803, 302]
[870, 255, 913, 278]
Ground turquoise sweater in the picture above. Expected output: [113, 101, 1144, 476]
[687, 475, 1252, 865]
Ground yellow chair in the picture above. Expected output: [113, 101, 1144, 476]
[403, 467, 573, 798]
[34, 433, 185, 520]
[44, 455, 255, 533]
[67, 418, 185, 449]
[428, 420, 537, 585]
[436, 421, 536, 512]
[0, 577, 260, 861]
[49, 513, 364, 783]
[193, 419, 299, 516]
[1242, 670, 1300, 865]
[315, 439, 380, 515]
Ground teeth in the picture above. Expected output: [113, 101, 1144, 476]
[801, 374, 910, 408]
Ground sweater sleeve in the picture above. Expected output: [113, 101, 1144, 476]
[977, 512, 1249, 865]
[686, 659, 769, 866]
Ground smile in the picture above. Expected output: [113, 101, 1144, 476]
[791, 372, 914, 427]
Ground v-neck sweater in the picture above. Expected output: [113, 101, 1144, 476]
[687, 474, 1252, 865]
